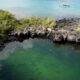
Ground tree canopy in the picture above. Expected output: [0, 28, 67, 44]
[0, 10, 17, 33]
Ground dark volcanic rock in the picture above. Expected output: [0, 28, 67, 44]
[57, 18, 80, 31]
[10, 27, 80, 44]
[53, 32, 64, 42]
[6, 18, 80, 44]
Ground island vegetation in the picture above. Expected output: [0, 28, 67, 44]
[0, 10, 18, 42]
[0, 10, 56, 40]
[0, 9, 80, 45]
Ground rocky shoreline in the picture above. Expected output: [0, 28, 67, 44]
[0, 10, 80, 51]
[10, 18, 80, 44]
[10, 26, 80, 44]
[1, 17, 80, 49]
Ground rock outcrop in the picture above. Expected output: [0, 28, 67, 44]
[1, 18, 80, 45]
[10, 26, 80, 44]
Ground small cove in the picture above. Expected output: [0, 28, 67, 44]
[0, 39, 80, 80]
[0, 0, 80, 80]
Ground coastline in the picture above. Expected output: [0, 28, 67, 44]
[11, 26, 80, 44]
[0, 10, 80, 47]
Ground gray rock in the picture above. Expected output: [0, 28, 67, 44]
[10, 25, 80, 44]
[53, 33, 63, 42]
[67, 33, 76, 42]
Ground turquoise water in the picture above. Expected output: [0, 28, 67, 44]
[0, 1, 80, 79]
[0, 0, 80, 18]
[0, 39, 80, 80]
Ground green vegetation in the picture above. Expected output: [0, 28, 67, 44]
[0, 10, 21, 42]
[0, 10, 17, 31]
[0, 10, 56, 31]
[0, 9, 56, 41]
[16, 16, 56, 30]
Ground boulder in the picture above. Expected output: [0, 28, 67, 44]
[53, 33, 64, 42]
[67, 33, 76, 42]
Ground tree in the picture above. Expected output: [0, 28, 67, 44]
[0, 9, 17, 33]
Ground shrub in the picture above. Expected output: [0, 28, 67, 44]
[0, 9, 17, 33]
[19, 16, 56, 29]
[0, 10, 57, 41]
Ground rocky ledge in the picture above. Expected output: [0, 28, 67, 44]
[10, 26, 80, 44]
[1, 18, 80, 46]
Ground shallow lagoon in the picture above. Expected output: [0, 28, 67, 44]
[0, 39, 80, 80]
[0, 0, 80, 80]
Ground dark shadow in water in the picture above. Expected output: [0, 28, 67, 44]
[0, 39, 80, 80]
[53, 42, 80, 51]
[0, 61, 39, 80]
[1, 39, 80, 52]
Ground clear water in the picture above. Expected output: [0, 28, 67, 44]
[0, 39, 80, 80]
[0, 0, 80, 80]
[0, 0, 80, 19]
